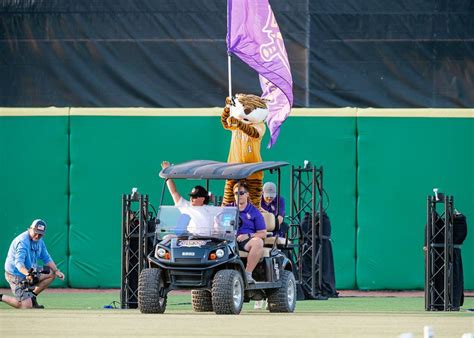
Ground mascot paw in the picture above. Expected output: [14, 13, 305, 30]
[226, 116, 239, 128]
[225, 96, 232, 106]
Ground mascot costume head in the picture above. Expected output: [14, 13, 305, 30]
[221, 94, 269, 208]
[229, 94, 268, 124]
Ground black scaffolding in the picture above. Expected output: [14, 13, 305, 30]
[425, 192, 455, 311]
[290, 164, 325, 299]
[120, 192, 155, 309]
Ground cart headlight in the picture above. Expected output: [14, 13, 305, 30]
[216, 249, 225, 258]
[156, 247, 166, 258]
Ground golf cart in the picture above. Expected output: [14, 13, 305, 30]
[137, 160, 297, 314]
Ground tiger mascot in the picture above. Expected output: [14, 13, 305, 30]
[221, 94, 268, 208]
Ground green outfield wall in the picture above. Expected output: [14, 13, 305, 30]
[0, 109, 70, 287]
[0, 108, 472, 290]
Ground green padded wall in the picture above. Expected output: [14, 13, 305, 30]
[68, 112, 357, 288]
[272, 116, 357, 289]
[0, 112, 69, 287]
[3, 108, 471, 290]
[357, 117, 474, 289]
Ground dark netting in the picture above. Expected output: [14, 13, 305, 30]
[0, 0, 472, 108]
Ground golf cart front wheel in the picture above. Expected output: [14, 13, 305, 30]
[211, 269, 244, 315]
[138, 268, 167, 313]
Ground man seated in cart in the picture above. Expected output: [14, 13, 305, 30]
[232, 182, 266, 284]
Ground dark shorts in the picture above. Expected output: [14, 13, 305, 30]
[5, 272, 34, 301]
[238, 237, 251, 251]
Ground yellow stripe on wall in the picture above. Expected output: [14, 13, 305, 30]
[0, 107, 473, 118]
[291, 108, 473, 117]
[0, 107, 70, 116]
[356, 108, 474, 118]
[70, 107, 223, 116]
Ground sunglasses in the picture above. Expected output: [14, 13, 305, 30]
[234, 191, 247, 196]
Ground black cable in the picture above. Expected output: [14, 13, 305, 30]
[322, 188, 330, 212]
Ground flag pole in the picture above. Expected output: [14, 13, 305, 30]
[227, 0, 232, 98]
[228, 53, 232, 98]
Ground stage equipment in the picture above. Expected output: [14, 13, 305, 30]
[121, 189, 155, 309]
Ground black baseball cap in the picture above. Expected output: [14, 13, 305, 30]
[30, 219, 47, 235]
[189, 185, 208, 198]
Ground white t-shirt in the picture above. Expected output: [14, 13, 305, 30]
[175, 197, 215, 236]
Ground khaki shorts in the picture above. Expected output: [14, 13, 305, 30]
[5, 272, 34, 301]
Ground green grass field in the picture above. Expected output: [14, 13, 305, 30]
[1, 291, 473, 337]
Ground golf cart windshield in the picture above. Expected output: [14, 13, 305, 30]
[155, 205, 238, 241]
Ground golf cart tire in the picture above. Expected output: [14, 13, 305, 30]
[267, 270, 296, 313]
[138, 268, 167, 314]
[211, 269, 244, 315]
[191, 289, 213, 312]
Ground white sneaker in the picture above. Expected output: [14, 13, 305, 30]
[246, 272, 256, 284]
[254, 300, 267, 309]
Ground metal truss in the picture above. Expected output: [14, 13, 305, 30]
[425, 193, 455, 311]
[290, 164, 324, 299]
[120, 193, 155, 309]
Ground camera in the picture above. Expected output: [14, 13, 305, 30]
[20, 267, 50, 290]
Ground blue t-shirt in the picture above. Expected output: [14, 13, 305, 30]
[237, 203, 266, 235]
[4, 230, 52, 277]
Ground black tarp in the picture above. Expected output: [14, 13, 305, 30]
[301, 212, 338, 299]
[428, 212, 467, 309]
[1, 0, 473, 107]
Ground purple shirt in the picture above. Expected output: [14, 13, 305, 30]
[236, 203, 266, 236]
[261, 196, 285, 217]
[261, 196, 286, 236]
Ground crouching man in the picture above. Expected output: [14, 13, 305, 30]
[1, 219, 65, 309]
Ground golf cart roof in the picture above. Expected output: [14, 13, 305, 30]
[159, 160, 289, 180]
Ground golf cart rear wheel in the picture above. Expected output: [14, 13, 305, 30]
[267, 270, 296, 313]
[138, 268, 167, 313]
[211, 269, 244, 315]
[191, 289, 213, 312]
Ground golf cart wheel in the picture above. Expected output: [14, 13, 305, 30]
[191, 289, 213, 312]
[211, 269, 244, 315]
[138, 268, 167, 313]
[267, 270, 296, 313]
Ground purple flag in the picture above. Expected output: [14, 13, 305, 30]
[227, 0, 293, 148]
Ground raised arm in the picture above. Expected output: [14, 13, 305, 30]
[161, 161, 182, 205]
[221, 97, 233, 130]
